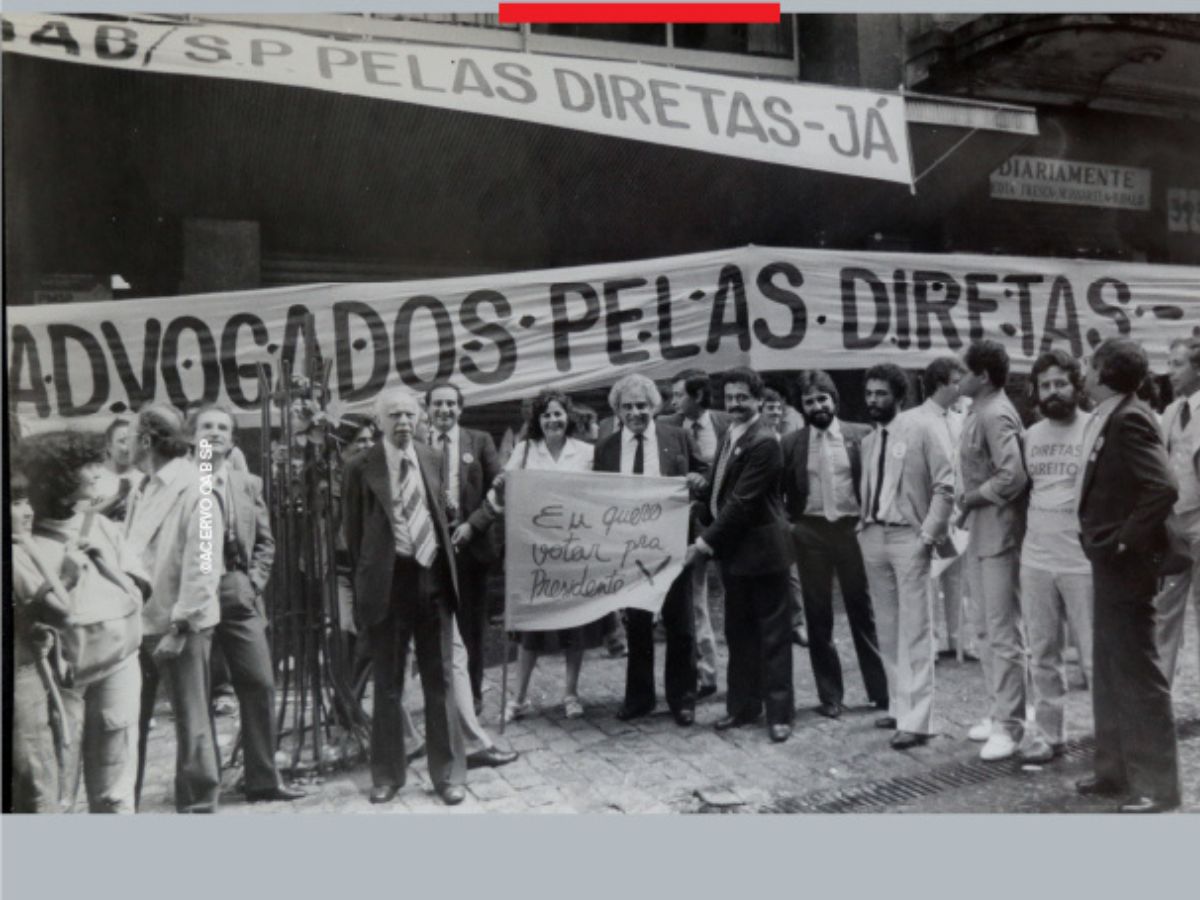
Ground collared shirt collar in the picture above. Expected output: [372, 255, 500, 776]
[622, 421, 657, 446]
[813, 418, 842, 440]
[433, 423, 460, 446]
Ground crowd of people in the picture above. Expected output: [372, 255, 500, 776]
[8, 335, 1192, 814]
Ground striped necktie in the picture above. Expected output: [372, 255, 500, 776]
[396, 454, 437, 568]
[709, 435, 731, 520]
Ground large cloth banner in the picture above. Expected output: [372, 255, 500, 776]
[2, 13, 911, 183]
[9, 245, 1200, 431]
[503, 470, 689, 631]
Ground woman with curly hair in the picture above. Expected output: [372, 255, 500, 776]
[474, 388, 607, 721]
[12, 429, 144, 813]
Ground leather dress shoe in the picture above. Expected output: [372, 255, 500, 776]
[1076, 777, 1125, 798]
[467, 746, 519, 770]
[245, 783, 307, 803]
[369, 785, 400, 804]
[617, 703, 655, 721]
[1118, 795, 1180, 814]
[714, 712, 761, 731]
[438, 784, 466, 806]
[890, 731, 929, 750]
[673, 708, 695, 727]
[769, 723, 792, 743]
[698, 684, 718, 700]
[874, 716, 897, 729]
[815, 702, 844, 719]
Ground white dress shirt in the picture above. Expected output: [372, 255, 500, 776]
[620, 422, 661, 476]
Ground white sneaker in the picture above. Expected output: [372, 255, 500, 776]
[980, 731, 1017, 761]
[967, 718, 993, 742]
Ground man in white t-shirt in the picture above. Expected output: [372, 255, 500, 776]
[1019, 350, 1094, 763]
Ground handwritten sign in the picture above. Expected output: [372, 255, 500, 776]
[504, 469, 689, 631]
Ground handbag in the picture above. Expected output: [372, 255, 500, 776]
[24, 513, 142, 687]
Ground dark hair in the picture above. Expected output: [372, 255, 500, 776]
[104, 417, 130, 446]
[721, 367, 765, 400]
[526, 389, 578, 442]
[864, 364, 908, 404]
[137, 403, 190, 460]
[10, 469, 30, 502]
[337, 413, 380, 448]
[1030, 350, 1084, 401]
[797, 370, 840, 410]
[672, 368, 712, 409]
[186, 403, 238, 439]
[1093, 337, 1148, 394]
[424, 381, 464, 407]
[963, 339, 1010, 388]
[1169, 337, 1200, 373]
[922, 357, 967, 396]
[16, 430, 107, 519]
[762, 387, 783, 405]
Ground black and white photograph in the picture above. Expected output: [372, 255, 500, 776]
[4, 4, 1200, 826]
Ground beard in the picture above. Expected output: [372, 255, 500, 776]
[1038, 395, 1075, 421]
[807, 409, 834, 429]
[866, 403, 895, 423]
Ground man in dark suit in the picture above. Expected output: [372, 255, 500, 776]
[781, 371, 888, 719]
[1075, 337, 1181, 813]
[191, 405, 306, 803]
[424, 381, 501, 714]
[660, 369, 734, 697]
[595, 373, 706, 726]
[687, 367, 794, 742]
[342, 388, 467, 806]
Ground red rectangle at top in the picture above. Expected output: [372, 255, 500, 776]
[498, 4, 781, 24]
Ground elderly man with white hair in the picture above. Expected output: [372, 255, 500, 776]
[341, 388, 467, 806]
[594, 373, 708, 725]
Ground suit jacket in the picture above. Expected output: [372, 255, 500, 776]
[121, 456, 223, 636]
[858, 409, 955, 541]
[341, 441, 460, 629]
[431, 426, 501, 565]
[696, 417, 792, 575]
[219, 467, 275, 595]
[780, 420, 870, 521]
[958, 389, 1029, 556]
[1079, 394, 1178, 563]
[656, 410, 734, 458]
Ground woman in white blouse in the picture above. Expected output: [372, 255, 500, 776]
[481, 389, 607, 722]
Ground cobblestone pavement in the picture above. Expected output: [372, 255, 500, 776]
[138, 603, 1200, 815]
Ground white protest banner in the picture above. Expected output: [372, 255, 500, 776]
[1, 13, 911, 184]
[503, 469, 689, 631]
[9, 245, 1200, 431]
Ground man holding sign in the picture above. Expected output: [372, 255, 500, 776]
[687, 368, 795, 743]
[594, 375, 707, 727]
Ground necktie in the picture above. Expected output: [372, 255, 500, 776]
[818, 431, 838, 522]
[691, 420, 702, 442]
[439, 433, 455, 514]
[869, 428, 889, 523]
[710, 435, 731, 520]
[633, 433, 645, 475]
[396, 455, 437, 567]
[1182, 403, 1192, 431]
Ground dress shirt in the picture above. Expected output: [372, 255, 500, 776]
[682, 410, 719, 463]
[620, 423, 661, 476]
[383, 438, 432, 557]
[433, 424, 461, 506]
[1168, 392, 1200, 514]
[803, 419, 859, 519]
[864, 420, 907, 526]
